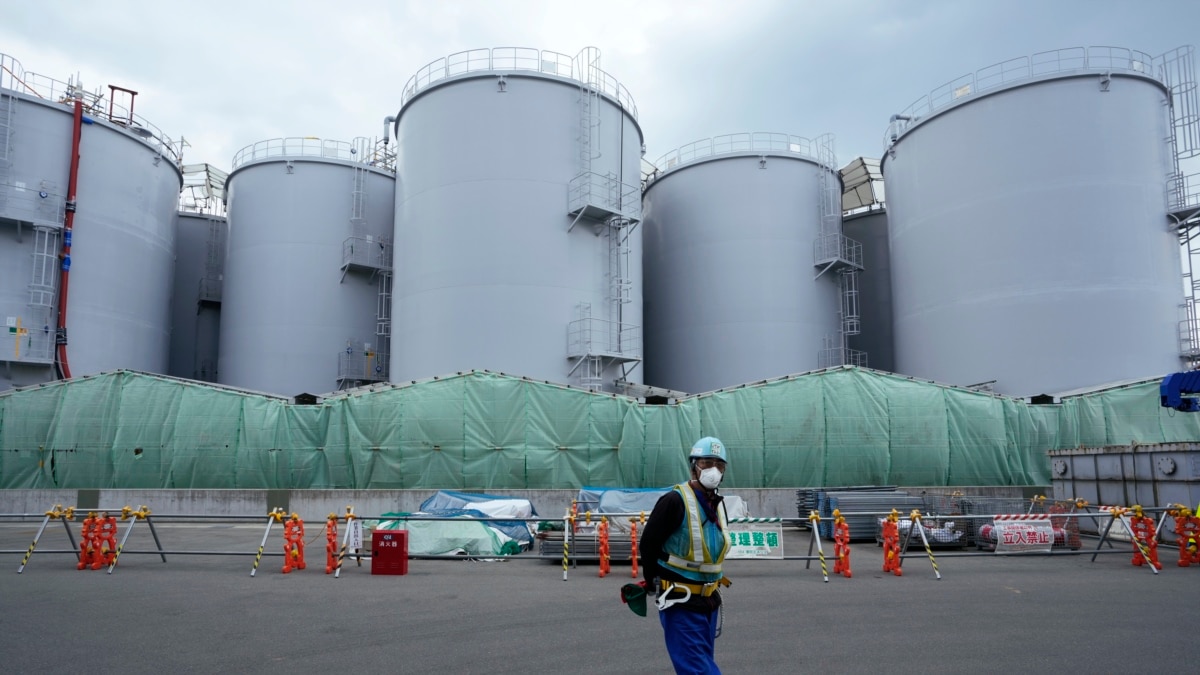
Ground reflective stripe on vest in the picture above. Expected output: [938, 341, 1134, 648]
[664, 484, 731, 576]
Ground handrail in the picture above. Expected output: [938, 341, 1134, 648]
[1, 51, 181, 163]
[650, 132, 836, 179]
[886, 45, 1164, 148]
[400, 46, 638, 120]
[231, 137, 394, 170]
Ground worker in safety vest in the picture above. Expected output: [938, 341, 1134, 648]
[639, 436, 733, 674]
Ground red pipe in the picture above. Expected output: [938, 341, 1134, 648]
[55, 99, 83, 380]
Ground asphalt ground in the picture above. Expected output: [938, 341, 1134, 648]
[1, 521, 1197, 674]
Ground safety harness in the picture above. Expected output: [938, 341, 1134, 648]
[657, 484, 732, 611]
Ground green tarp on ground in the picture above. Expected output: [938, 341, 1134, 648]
[3, 367, 1198, 490]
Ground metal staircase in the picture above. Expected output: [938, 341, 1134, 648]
[812, 135, 867, 369]
[564, 50, 643, 390]
[567, 48, 640, 231]
[1163, 46, 1200, 368]
[338, 149, 391, 388]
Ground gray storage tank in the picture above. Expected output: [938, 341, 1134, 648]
[169, 211, 226, 382]
[390, 47, 644, 392]
[882, 46, 1196, 396]
[840, 158, 894, 374]
[169, 165, 229, 382]
[0, 54, 181, 390]
[641, 133, 859, 395]
[220, 137, 396, 395]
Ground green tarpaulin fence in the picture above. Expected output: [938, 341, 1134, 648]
[2, 367, 1196, 490]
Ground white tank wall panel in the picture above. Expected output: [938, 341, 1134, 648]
[0, 224, 54, 391]
[169, 213, 225, 381]
[842, 209, 894, 373]
[0, 90, 180, 382]
[391, 73, 644, 388]
[220, 159, 395, 396]
[69, 117, 181, 375]
[642, 154, 840, 394]
[883, 73, 1181, 396]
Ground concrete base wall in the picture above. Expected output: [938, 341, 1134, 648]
[0, 486, 1038, 522]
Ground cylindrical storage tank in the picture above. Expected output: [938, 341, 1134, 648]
[221, 138, 396, 395]
[169, 211, 226, 382]
[842, 208, 894, 373]
[882, 46, 1185, 396]
[642, 133, 843, 394]
[391, 47, 644, 391]
[0, 54, 181, 391]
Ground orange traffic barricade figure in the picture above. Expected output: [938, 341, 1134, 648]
[628, 511, 638, 576]
[882, 509, 902, 576]
[598, 516, 611, 578]
[833, 509, 852, 578]
[1170, 505, 1200, 567]
[325, 512, 339, 574]
[282, 513, 307, 573]
[1128, 505, 1162, 570]
[77, 512, 97, 570]
[93, 513, 119, 570]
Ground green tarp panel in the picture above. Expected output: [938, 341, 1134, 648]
[1, 381, 64, 488]
[111, 372, 183, 488]
[45, 374, 122, 487]
[760, 376, 825, 487]
[5, 367, 1199, 490]
[281, 405, 333, 489]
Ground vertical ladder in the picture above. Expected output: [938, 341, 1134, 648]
[608, 216, 632, 353]
[24, 226, 58, 362]
[0, 91, 15, 218]
[574, 302, 603, 389]
[576, 47, 601, 178]
[838, 269, 861, 338]
[29, 227, 58, 309]
[198, 216, 224, 305]
[350, 164, 368, 238]
[376, 266, 392, 339]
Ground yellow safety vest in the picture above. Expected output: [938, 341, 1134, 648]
[663, 484, 731, 579]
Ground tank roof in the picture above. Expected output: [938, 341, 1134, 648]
[646, 132, 837, 187]
[884, 45, 1183, 151]
[400, 46, 638, 120]
[0, 51, 182, 164]
[231, 136, 396, 171]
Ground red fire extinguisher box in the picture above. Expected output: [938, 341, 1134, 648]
[371, 529, 408, 575]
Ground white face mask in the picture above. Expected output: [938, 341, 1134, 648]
[698, 466, 723, 489]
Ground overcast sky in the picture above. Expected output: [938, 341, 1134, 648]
[3, 0, 1199, 172]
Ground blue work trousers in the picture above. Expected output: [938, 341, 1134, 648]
[659, 606, 720, 674]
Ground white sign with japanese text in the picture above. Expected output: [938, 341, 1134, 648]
[725, 522, 784, 559]
[992, 515, 1054, 554]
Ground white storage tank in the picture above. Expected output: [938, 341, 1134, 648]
[390, 47, 644, 392]
[641, 133, 855, 394]
[882, 46, 1194, 396]
[220, 138, 396, 395]
[0, 54, 181, 390]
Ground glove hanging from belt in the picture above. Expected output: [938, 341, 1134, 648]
[620, 580, 649, 617]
